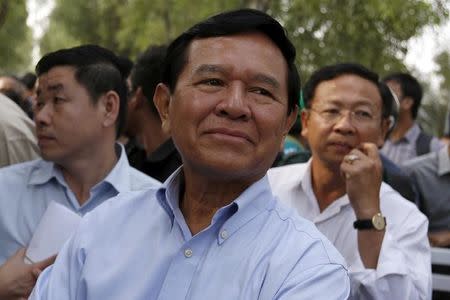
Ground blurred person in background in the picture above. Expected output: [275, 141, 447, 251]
[0, 93, 39, 167]
[381, 73, 445, 164]
[124, 45, 182, 182]
[0, 75, 33, 118]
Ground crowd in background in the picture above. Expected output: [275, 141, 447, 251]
[0, 7, 449, 300]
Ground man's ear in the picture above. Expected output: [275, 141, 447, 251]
[100, 90, 120, 128]
[153, 83, 172, 134]
[401, 97, 414, 111]
[300, 109, 309, 140]
[378, 117, 391, 147]
[129, 87, 146, 111]
[283, 105, 299, 137]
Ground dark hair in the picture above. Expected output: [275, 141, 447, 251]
[303, 63, 393, 119]
[129, 45, 167, 115]
[35, 45, 131, 137]
[382, 72, 422, 119]
[20, 72, 37, 90]
[162, 8, 300, 115]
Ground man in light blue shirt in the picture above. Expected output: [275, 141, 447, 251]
[30, 9, 349, 299]
[0, 45, 160, 299]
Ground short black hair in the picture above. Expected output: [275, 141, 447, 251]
[20, 72, 37, 90]
[35, 45, 131, 137]
[162, 8, 300, 115]
[382, 72, 422, 119]
[303, 63, 393, 119]
[129, 45, 167, 116]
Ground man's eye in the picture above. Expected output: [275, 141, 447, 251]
[201, 79, 223, 86]
[355, 110, 373, 119]
[250, 87, 273, 98]
[35, 101, 45, 109]
[54, 97, 64, 103]
[323, 109, 340, 115]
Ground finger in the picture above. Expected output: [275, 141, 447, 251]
[13, 247, 27, 258]
[31, 267, 42, 280]
[33, 254, 57, 270]
[357, 142, 379, 159]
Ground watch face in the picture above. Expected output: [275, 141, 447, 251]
[372, 214, 386, 230]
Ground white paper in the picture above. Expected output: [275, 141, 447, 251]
[25, 201, 81, 263]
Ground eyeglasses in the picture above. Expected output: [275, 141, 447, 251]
[308, 107, 380, 126]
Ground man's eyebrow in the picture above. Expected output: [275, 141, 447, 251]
[194, 64, 280, 88]
[194, 64, 228, 75]
[47, 83, 64, 92]
[36, 83, 64, 98]
[252, 74, 280, 89]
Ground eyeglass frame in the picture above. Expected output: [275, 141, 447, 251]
[306, 106, 383, 127]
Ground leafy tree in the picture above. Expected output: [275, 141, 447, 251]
[418, 50, 450, 136]
[270, 0, 448, 80]
[0, 0, 32, 74]
[40, 0, 246, 59]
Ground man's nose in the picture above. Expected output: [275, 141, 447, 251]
[34, 103, 52, 127]
[333, 111, 356, 134]
[215, 82, 251, 120]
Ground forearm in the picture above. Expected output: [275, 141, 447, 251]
[357, 230, 385, 268]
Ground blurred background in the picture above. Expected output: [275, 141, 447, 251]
[2, 0, 450, 136]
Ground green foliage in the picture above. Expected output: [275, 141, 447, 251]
[0, 0, 32, 74]
[418, 50, 450, 136]
[40, 0, 245, 59]
[270, 0, 448, 80]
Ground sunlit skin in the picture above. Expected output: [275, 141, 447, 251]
[154, 32, 297, 234]
[301, 74, 389, 268]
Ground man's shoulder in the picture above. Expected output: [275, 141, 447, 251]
[380, 182, 427, 223]
[77, 188, 161, 238]
[268, 163, 307, 187]
[128, 166, 162, 189]
[0, 159, 45, 183]
[402, 151, 438, 176]
[268, 199, 347, 267]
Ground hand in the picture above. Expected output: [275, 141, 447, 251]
[0, 248, 56, 300]
[340, 143, 383, 219]
[429, 231, 450, 247]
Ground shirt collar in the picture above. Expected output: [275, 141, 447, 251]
[27, 143, 131, 193]
[300, 159, 350, 222]
[100, 143, 132, 193]
[27, 159, 65, 186]
[156, 168, 275, 240]
[404, 123, 421, 143]
[438, 145, 450, 176]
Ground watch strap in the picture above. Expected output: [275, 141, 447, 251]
[353, 219, 374, 230]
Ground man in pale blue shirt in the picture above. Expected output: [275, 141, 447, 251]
[30, 9, 350, 300]
[0, 45, 160, 299]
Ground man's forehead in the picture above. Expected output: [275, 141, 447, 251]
[38, 66, 76, 88]
[315, 74, 382, 106]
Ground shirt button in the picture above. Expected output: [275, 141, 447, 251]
[184, 248, 193, 258]
[220, 229, 228, 240]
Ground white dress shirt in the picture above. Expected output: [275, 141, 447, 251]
[268, 161, 431, 300]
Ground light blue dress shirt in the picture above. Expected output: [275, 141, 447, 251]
[30, 171, 349, 300]
[0, 144, 160, 264]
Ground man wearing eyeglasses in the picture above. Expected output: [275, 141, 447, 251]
[269, 63, 430, 299]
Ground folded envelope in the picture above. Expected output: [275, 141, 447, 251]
[25, 201, 82, 264]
